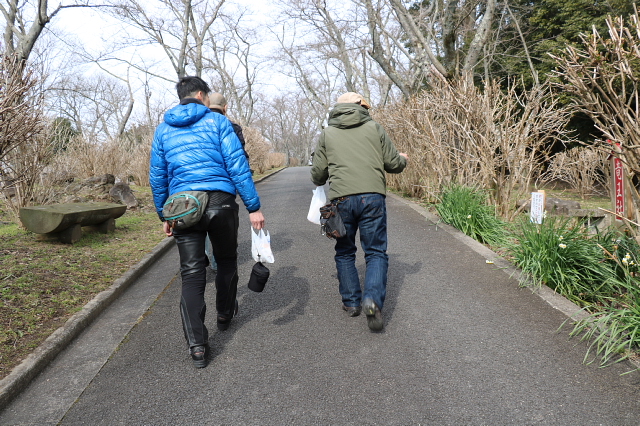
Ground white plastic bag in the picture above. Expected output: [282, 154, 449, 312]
[307, 186, 326, 225]
[251, 227, 275, 263]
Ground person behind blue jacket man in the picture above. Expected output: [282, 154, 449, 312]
[150, 76, 265, 368]
[204, 92, 251, 274]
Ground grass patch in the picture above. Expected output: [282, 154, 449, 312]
[0, 223, 21, 237]
[0, 175, 276, 380]
[0, 209, 165, 380]
[570, 296, 640, 369]
[435, 184, 508, 246]
[434, 184, 640, 369]
[509, 216, 628, 306]
[543, 187, 610, 211]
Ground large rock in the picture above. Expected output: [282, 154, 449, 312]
[109, 182, 138, 209]
[42, 170, 75, 185]
[83, 173, 115, 187]
[42, 173, 154, 213]
[517, 197, 581, 214]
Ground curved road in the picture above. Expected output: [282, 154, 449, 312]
[3, 167, 640, 425]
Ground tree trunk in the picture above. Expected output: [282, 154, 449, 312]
[463, 0, 496, 81]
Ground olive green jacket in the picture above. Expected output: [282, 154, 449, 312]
[310, 103, 407, 200]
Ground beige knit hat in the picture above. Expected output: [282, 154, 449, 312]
[336, 92, 371, 109]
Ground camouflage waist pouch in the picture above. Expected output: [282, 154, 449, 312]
[162, 191, 209, 230]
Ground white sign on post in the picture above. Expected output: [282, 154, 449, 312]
[530, 191, 545, 224]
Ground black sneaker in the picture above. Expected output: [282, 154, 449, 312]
[217, 300, 239, 331]
[190, 345, 209, 368]
[342, 305, 362, 317]
[362, 298, 383, 331]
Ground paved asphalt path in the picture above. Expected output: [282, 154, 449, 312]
[3, 167, 640, 425]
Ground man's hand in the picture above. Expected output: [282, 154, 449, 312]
[163, 221, 173, 237]
[250, 210, 265, 230]
[399, 152, 408, 161]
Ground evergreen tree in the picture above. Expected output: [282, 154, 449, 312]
[494, 0, 635, 85]
[50, 117, 78, 153]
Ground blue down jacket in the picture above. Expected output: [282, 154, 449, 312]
[150, 100, 260, 218]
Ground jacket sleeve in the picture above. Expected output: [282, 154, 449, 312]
[310, 131, 329, 186]
[377, 123, 407, 174]
[218, 117, 261, 212]
[149, 125, 169, 220]
[231, 122, 249, 160]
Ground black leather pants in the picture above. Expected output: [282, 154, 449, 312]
[173, 192, 239, 348]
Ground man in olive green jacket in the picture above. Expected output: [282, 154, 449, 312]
[310, 92, 408, 331]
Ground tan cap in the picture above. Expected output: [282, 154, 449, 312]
[209, 92, 227, 110]
[336, 92, 370, 109]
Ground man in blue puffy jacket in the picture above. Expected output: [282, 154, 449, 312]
[150, 76, 265, 368]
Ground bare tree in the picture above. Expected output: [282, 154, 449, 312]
[48, 73, 134, 141]
[204, 13, 262, 125]
[106, 0, 262, 126]
[363, 0, 415, 97]
[255, 92, 321, 166]
[78, 51, 138, 137]
[552, 9, 640, 225]
[275, 0, 498, 101]
[108, 0, 226, 79]
[0, 54, 53, 216]
[278, 0, 373, 94]
[1, 0, 104, 69]
[272, 23, 334, 119]
[275, 0, 400, 112]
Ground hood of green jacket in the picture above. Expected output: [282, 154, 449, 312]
[327, 103, 372, 129]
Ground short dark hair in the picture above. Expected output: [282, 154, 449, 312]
[176, 76, 211, 100]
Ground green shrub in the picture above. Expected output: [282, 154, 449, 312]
[435, 184, 507, 246]
[595, 229, 640, 279]
[564, 229, 640, 368]
[509, 216, 626, 306]
[569, 296, 640, 369]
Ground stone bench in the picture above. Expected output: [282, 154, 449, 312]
[19, 202, 127, 244]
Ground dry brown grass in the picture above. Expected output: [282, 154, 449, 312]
[541, 146, 609, 200]
[288, 157, 300, 167]
[45, 134, 152, 189]
[374, 79, 575, 220]
[245, 127, 285, 174]
[268, 153, 288, 168]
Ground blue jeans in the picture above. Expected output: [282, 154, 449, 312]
[334, 193, 388, 310]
